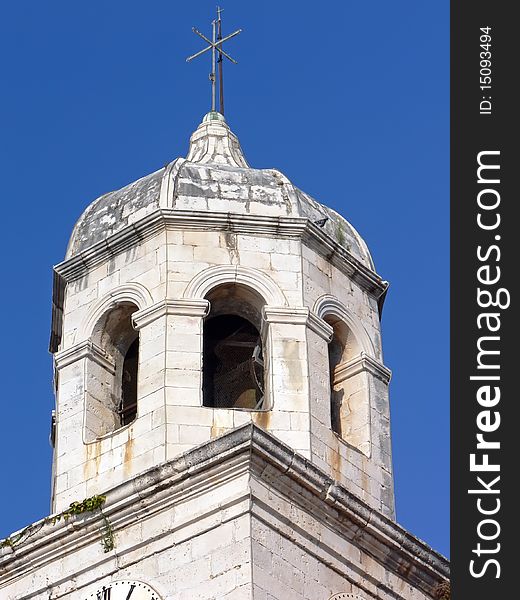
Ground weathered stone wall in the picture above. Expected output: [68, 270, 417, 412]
[1, 427, 448, 600]
[53, 221, 393, 517]
[301, 244, 394, 517]
[2, 494, 252, 600]
[52, 109, 394, 515]
[53, 230, 168, 511]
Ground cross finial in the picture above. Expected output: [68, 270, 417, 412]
[186, 7, 241, 116]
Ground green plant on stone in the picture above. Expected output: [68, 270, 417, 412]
[100, 514, 115, 553]
[0, 494, 113, 553]
[54, 494, 107, 523]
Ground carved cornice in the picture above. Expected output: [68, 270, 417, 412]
[263, 306, 333, 342]
[132, 298, 210, 329]
[54, 340, 115, 374]
[0, 424, 448, 596]
[53, 210, 386, 298]
[335, 352, 392, 384]
[307, 311, 334, 342]
[262, 306, 309, 325]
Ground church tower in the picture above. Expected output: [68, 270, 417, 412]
[49, 109, 395, 521]
[0, 20, 449, 596]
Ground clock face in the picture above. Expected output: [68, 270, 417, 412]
[84, 580, 161, 600]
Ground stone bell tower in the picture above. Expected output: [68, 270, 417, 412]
[1, 110, 449, 600]
[50, 110, 394, 517]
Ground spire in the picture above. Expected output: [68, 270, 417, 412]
[185, 111, 249, 168]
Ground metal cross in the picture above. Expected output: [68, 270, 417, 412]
[186, 7, 241, 115]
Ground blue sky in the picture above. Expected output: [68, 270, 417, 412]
[0, 1, 449, 556]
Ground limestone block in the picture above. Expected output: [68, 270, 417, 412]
[194, 246, 231, 264]
[270, 253, 301, 273]
[191, 520, 235, 559]
[272, 391, 309, 413]
[271, 429, 310, 452]
[54, 481, 88, 511]
[97, 270, 121, 297]
[289, 412, 311, 431]
[166, 350, 201, 371]
[168, 260, 201, 280]
[164, 385, 200, 405]
[139, 368, 166, 398]
[167, 405, 214, 427]
[211, 409, 235, 429]
[168, 244, 194, 262]
[239, 250, 272, 271]
[183, 231, 220, 247]
[271, 270, 300, 292]
[179, 424, 212, 444]
[138, 389, 166, 416]
[166, 332, 201, 353]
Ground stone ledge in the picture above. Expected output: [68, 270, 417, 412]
[262, 307, 309, 325]
[132, 298, 210, 329]
[335, 353, 392, 384]
[263, 306, 334, 342]
[54, 340, 116, 374]
[53, 210, 386, 296]
[0, 424, 448, 595]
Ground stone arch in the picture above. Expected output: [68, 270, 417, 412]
[313, 295, 375, 357]
[202, 281, 269, 411]
[83, 301, 140, 441]
[77, 282, 154, 343]
[76, 283, 151, 442]
[184, 266, 282, 412]
[183, 265, 287, 307]
[314, 295, 372, 456]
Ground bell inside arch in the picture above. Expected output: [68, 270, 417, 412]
[203, 314, 264, 410]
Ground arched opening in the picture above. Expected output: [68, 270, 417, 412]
[325, 315, 366, 443]
[203, 284, 267, 410]
[85, 302, 139, 441]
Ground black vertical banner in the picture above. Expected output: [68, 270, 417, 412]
[451, 2, 518, 599]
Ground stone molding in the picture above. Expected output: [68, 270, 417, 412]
[54, 340, 116, 374]
[307, 311, 334, 342]
[313, 294, 376, 357]
[335, 353, 392, 384]
[159, 158, 184, 208]
[132, 298, 210, 330]
[77, 283, 154, 342]
[53, 210, 386, 298]
[183, 264, 287, 307]
[262, 306, 309, 325]
[303, 224, 386, 297]
[0, 424, 449, 596]
[263, 306, 333, 342]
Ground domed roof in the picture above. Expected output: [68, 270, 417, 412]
[66, 112, 375, 270]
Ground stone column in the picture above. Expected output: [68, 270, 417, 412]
[53, 341, 115, 511]
[135, 299, 210, 460]
[304, 313, 335, 474]
[262, 307, 316, 457]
